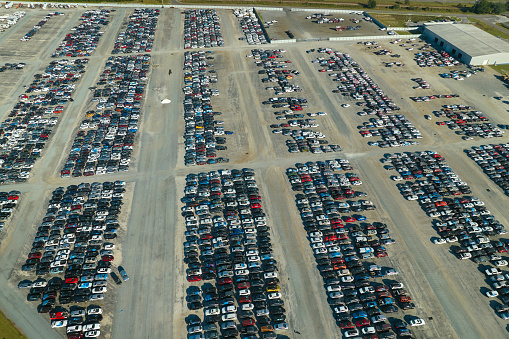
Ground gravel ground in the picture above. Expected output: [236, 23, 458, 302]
[0, 5, 507, 339]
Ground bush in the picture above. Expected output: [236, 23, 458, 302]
[471, 0, 507, 14]
[392, 4, 400, 9]
[367, 0, 377, 8]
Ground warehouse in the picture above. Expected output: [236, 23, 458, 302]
[422, 23, 509, 65]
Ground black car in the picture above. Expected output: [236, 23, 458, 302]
[27, 293, 41, 301]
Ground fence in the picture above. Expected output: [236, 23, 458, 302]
[252, 8, 272, 43]
[10, 2, 284, 10]
[390, 26, 421, 31]
[270, 39, 297, 44]
[328, 34, 421, 41]
[290, 8, 364, 14]
[363, 12, 385, 29]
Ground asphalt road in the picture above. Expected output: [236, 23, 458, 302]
[0, 5, 508, 339]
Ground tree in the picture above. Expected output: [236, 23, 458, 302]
[471, 0, 494, 13]
[492, 1, 506, 13]
[367, 0, 377, 8]
[405, 0, 410, 4]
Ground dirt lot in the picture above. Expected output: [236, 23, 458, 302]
[260, 10, 385, 41]
[0, 10, 78, 59]
[0, 5, 507, 339]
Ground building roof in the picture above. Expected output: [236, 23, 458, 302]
[424, 23, 509, 57]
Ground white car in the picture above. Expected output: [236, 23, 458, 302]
[221, 306, 236, 314]
[221, 313, 237, 322]
[486, 290, 499, 298]
[410, 318, 425, 326]
[85, 330, 101, 338]
[344, 328, 360, 337]
[187, 325, 203, 334]
[341, 275, 354, 283]
[328, 291, 344, 299]
[361, 326, 376, 334]
[89, 293, 104, 301]
[51, 320, 67, 328]
[433, 238, 446, 245]
[274, 322, 289, 331]
[88, 307, 102, 315]
[341, 104, 350, 108]
[241, 303, 254, 311]
[70, 309, 86, 317]
[495, 260, 508, 267]
[391, 176, 403, 181]
[32, 280, 48, 288]
[83, 323, 100, 331]
[104, 243, 115, 250]
[385, 268, 399, 275]
[205, 308, 220, 316]
[92, 286, 107, 294]
[239, 289, 251, 296]
[268, 292, 282, 300]
[67, 325, 83, 333]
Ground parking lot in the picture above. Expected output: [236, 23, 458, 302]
[0, 4, 509, 339]
[260, 10, 384, 41]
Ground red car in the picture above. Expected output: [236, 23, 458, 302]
[339, 320, 354, 329]
[331, 257, 345, 264]
[239, 296, 252, 303]
[50, 311, 68, 320]
[266, 278, 279, 285]
[250, 203, 261, 209]
[325, 235, 337, 242]
[28, 252, 42, 259]
[187, 275, 201, 282]
[237, 282, 251, 290]
[355, 318, 370, 327]
[102, 255, 114, 262]
[218, 278, 232, 285]
[67, 333, 84, 339]
[242, 318, 256, 326]
[65, 277, 78, 284]
[337, 232, 348, 240]
[375, 251, 388, 258]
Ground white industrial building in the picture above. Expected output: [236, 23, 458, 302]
[422, 23, 509, 65]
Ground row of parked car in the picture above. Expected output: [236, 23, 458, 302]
[410, 94, 459, 102]
[21, 12, 61, 41]
[18, 181, 127, 338]
[183, 51, 229, 166]
[233, 9, 268, 45]
[466, 144, 509, 195]
[249, 49, 341, 154]
[0, 58, 87, 183]
[385, 152, 509, 254]
[434, 105, 503, 139]
[112, 8, 158, 54]
[0, 191, 20, 236]
[184, 9, 224, 49]
[285, 160, 421, 338]
[384, 151, 509, 323]
[0, 62, 25, 72]
[60, 54, 151, 178]
[51, 9, 111, 58]
[312, 48, 422, 148]
[483, 266, 509, 320]
[414, 50, 460, 68]
[182, 169, 288, 339]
